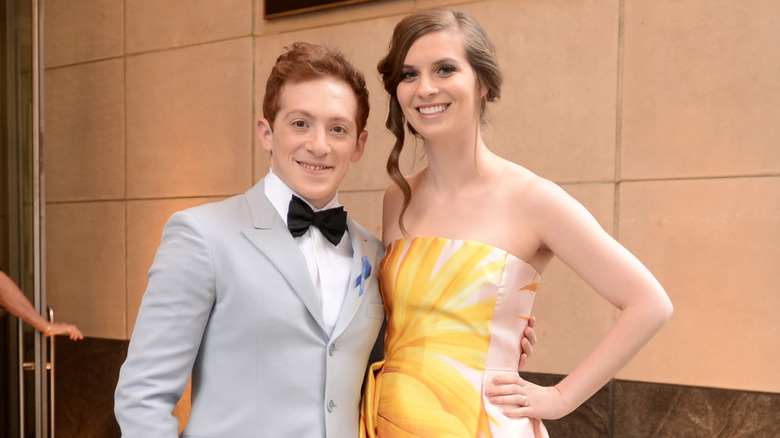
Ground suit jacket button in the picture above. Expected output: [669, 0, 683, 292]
[327, 399, 336, 412]
[328, 344, 336, 356]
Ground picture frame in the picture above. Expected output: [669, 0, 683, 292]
[264, 0, 379, 19]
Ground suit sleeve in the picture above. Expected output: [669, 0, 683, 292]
[367, 242, 387, 366]
[114, 210, 216, 437]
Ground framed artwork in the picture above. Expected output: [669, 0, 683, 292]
[265, 0, 379, 19]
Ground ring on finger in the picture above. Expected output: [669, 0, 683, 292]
[522, 395, 529, 407]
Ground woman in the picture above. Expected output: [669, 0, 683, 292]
[361, 8, 673, 437]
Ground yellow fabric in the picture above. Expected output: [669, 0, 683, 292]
[362, 238, 507, 437]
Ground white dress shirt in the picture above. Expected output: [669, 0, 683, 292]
[263, 170, 353, 336]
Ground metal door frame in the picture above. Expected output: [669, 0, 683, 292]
[3, 0, 52, 436]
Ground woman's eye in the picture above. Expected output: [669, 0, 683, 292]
[332, 126, 347, 134]
[292, 120, 307, 128]
[438, 65, 456, 75]
[401, 70, 417, 80]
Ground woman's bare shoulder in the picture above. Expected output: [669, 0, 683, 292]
[502, 163, 562, 200]
[499, 162, 584, 235]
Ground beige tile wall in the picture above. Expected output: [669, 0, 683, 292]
[125, 0, 252, 53]
[621, 0, 780, 179]
[469, 0, 621, 183]
[125, 37, 254, 199]
[45, 59, 125, 202]
[44, 0, 124, 68]
[43, 0, 779, 392]
[46, 201, 126, 339]
[617, 177, 780, 393]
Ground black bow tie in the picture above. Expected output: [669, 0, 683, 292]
[287, 195, 347, 245]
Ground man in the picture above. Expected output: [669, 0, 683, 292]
[115, 42, 534, 437]
[116, 42, 382, 437]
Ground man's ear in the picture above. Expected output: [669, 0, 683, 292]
[351, 130, 368, 163]
[257, 118, 273, 153]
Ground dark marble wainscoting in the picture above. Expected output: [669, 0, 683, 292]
[611, 380, 780, 437]
[520, 372, 780, 438]
[55, 337, 128, 438]
[51, 340, 780, 438]
[521, 372, 613, 437]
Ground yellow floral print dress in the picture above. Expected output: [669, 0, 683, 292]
[361, 237, 547, 438]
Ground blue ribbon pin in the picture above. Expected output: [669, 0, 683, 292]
[354, 256, 372, 296]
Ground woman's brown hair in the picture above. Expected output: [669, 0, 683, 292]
[377, 8, 502, 233]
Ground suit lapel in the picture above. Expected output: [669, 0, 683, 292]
[331, 218, 376, 338]
[241, 180, 327, 333]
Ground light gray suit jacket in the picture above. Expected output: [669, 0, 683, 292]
[114, 179, 385, 438]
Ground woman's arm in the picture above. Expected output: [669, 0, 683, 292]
[489, 178, 673, 419]
[0, 270, 83, 340]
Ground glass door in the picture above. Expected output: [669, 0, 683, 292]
[2, 0, 52, 436]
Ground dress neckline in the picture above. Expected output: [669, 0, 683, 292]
[386, 236, 540, 275]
